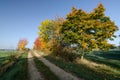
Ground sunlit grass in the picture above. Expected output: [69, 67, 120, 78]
[85, 51, 120, 69]
[0, 51, 17, 57]
[77, 58, 120, 76]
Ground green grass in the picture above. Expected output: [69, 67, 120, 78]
[34, 57, 60, 80]
[0, 52, 28, 80]
[0, 51, 17, 57]
[85, 50, 120, 69]
[45, 55, 120, 80]
[95, 51, 120, 60]
[0, 51, 17, 67]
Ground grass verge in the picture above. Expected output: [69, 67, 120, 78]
[85, 53, 120, 69]
[45, 55, 120, 80]
[34, 57, 60, 80]
[0, 52, 28, 80]
[85, 50, 120, 69]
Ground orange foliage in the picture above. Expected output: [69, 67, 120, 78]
[34, 37, 41, 50]
[18, 39, 28, 50]
[34, 37, 47, 50]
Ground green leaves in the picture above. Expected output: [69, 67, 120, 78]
[37, 3, 118, 59]
[38, 19, 55, 42]
[60, 3, 118, 57]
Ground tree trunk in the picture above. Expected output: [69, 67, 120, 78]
[80, 48, 84, 60]
[80, 55, 84, 60]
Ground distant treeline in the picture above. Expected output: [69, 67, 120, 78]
[0, 49, 16, 51]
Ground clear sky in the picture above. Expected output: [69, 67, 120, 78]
[0, 0, 120, 49]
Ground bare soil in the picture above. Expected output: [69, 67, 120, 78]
[28, 51, 44, 80]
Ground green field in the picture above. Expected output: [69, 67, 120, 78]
[0, 50, 17, 67]
[0, 51, 28, 80]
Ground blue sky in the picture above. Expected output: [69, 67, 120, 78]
[0, 0, 120, 49]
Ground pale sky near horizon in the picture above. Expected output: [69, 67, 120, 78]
[0, 0, 120, 49]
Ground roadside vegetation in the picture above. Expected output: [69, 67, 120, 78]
[85, 50, 120, 69]
[0, 52, 28, 80]
[44, 53, 120, 80]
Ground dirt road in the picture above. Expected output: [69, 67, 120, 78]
[28, 51, 44, 80]
[33, 51, 83, 80]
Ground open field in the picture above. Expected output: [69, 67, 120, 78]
[0, 50, 17, 67]
[0, 51, 28, 80]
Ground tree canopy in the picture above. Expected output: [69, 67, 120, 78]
[36, 3, 118, 59]
[60, 3, 118, 59]
[38, 19, 55, 43]
[17, 39, 28, 50]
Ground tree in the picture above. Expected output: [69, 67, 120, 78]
[38, 18, 65, 53]
[17, 39, 28, 50]
[34, 37, 41, 50]
[118, 35, 120, 49]
[60, 3, 118, 59]
[51, 17, 65, 55]
[38, 19, 55, 43]
[38, 19, 55, 52]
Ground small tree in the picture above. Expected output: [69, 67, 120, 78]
[34, 37, 41, 50]
[17, 39, 28, 50]
[60, 3, 118, 59]
[33, 37, 47, 50]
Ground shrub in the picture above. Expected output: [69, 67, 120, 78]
[54, 47, 79, 62]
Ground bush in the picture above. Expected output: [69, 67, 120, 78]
[54, 47, 79, 62]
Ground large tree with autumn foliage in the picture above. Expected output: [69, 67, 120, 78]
[60, 3, 118, 59]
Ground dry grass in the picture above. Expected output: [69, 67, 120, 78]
[76, 58, 120, 75]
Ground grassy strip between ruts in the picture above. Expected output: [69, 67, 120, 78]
[0, 52, 28, 80]
[34, 57, 60, 80]
[45, 55, 120, 80]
